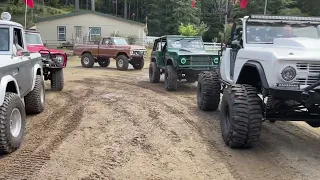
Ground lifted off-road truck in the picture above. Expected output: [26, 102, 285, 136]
[25, 30, 67, 91]
[197, 15, 320, 149]
[73, 37, 146, 70]
[149, 35, 220, 91]
[0, 12, 45, 154]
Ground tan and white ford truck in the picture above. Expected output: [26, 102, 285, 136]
[73, 37, 147, 70]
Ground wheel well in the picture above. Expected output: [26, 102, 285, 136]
[151, 58, 156, 62]
[237, 66, 262, 87]
[6, 81, 18, 94]
[117, 52, 128, 57]
[36, 68, 41, 75]
[166, 59, 173, 66]
[82, 51, 91, 56]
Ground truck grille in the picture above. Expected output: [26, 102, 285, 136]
[41, 54, 56, 59]
[295, 63, 320, 85]
[190, 56, 211, 65]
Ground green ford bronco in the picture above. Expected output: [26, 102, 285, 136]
[149, 35, 220, 91]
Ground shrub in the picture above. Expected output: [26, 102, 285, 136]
[127, 35, 138, 45]
[178, 22, 209, 36]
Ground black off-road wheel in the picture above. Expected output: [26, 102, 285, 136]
[197, 71, 221, 111]
[116, 55, 129, 70]
[164, 65, 178, 91]
[51, 69, 64, 91]
[98, 58, 110, 67]
[132, 58, 145, 70]
[220, 84, 263, 149]
[149, 62, 160, 83]
[81, 53, 95, 68]
[25, 75, 45, 114]
[0, 93, 26, 154]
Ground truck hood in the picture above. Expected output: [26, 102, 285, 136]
[26, 44, 65, 54]
[129, 45, 146, 50]
[172, 48, 215, 56]
[246, 38, 320, 60]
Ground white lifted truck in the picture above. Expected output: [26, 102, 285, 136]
[197, 15, 320, 149]
[0, 12, 45, 154]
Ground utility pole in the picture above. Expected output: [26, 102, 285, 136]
[264, 0, 268, 14]
[91, 0, 95, 11]
[224, 0, 229, 34]
[75, 0, 80, 11]
[124, 0, 128, 19]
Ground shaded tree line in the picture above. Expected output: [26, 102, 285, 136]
[2, 0, 320, 41]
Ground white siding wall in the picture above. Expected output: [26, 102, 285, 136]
[36, 13, 146, 45]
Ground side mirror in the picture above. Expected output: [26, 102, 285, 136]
[22, 50, 30, 56]
[43, 43, 47, 47]
[231, 40, 242, 49]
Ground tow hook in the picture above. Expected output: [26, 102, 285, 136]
[301, 91, 310, 103]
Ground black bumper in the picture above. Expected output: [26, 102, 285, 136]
[270, 83, 320, 105]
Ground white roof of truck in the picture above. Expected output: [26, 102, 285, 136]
[0, 20, 23, 27]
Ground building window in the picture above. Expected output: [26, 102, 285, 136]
[57, 26, 66, 41]
[74, 26, 82, 38]
[89, 27, 101, 41]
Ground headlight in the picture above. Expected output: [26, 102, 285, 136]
[55, 55, 64, 64]
[281, 66, 296, 81]
[180, 57, 187, 64]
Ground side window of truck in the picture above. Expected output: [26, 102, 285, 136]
[152, 41, 159, 51]
[102, 38, 111, 45]
[13, 28, 24, 49]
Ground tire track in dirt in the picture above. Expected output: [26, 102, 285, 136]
[0, 82, 94, 179]
[111, 75, 304, 180]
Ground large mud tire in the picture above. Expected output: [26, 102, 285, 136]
[25, 75, 45, 114]
[81, 53, 95, 68]
[0, 93, 26, 154]
[197, 71, 221, 111]
[164, 65, 178, 91]
[51, 69, 64, 91]
[116, 55, 129, 70]
[98, 58, 110, 67]
[132, 58, 144, 70]
[220, 84, 263, 149]
[149, 62, 160, 83]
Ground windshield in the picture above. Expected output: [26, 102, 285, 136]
[167, 37, 204, 49]
[113, 38, 128, 45]
[25, 33, 43, 45]
[246, 22, 320, 44]
[0, 28, 9, 51]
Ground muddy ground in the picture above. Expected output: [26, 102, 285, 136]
[0, 56, 319, 180]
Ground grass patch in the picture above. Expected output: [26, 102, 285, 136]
[0, 3, 72, 28]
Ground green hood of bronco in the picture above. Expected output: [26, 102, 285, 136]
[168, 48, 215, 56]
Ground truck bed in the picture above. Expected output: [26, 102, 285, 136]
[73, 44, 99, 56]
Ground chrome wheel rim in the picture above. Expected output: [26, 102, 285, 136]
[10, 108, 22, 138]
[118, 59, 124, 67]
[83, 57, 90, 64]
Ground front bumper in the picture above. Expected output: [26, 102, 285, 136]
[270, 79, 320, 105]
[177, 64, 218, 70]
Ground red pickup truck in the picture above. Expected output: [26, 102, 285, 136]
[73, 37, 146, 70]
[25, 30, 67, 91]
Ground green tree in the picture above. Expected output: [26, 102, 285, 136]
[178, 22, 209, 36]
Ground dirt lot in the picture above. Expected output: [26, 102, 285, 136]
[0, 56, 319, 180]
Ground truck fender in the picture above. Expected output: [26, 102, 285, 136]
[165, 57, 177, 68]
[237, 60, 269, 88]
[0, 75, 20, 106]
[31, 63, 43, 91]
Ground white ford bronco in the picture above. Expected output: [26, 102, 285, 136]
[0, 12, 45, 154]
[197, 15, 320, 149]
